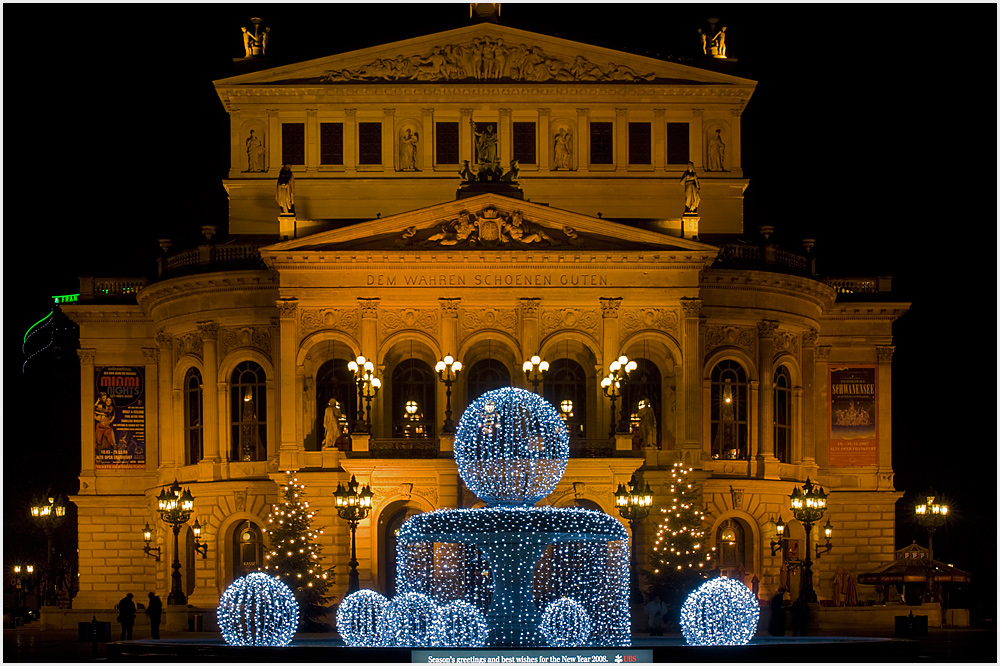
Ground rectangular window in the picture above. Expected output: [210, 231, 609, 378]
[628, 122, 652, 165]
[435, 122, 459, 164]
[589, 121, 614, 165]
[667, 122, 690, 164]
[512, 122, 537, 164]
[281, 123, 305, 165]
[320, 123, 344, 165]
[358, 122, 382, 165]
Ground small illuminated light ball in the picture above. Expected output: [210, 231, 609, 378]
[378, 592, 442, 647]
[539, 597, 592, 647]
[438, 599, 488, 647]
[336, 589, 389, 647]
[454, 387, 569, 506]
[217, 572, 298, 646]
[680, 577, 760, 646]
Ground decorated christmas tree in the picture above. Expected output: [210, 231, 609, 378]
[646, 460, 715, 625]
[263, 472, 335, 631]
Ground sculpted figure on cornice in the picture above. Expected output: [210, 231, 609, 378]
[299, 308, 360, 338]
[379, 308, 440, 338]
[705, 324, 757, 358]
[220, 325, 274, 359]
[619, 308, 679, 341]
[322, 38, 655, 84]
[459, 307, 519, 342]
[402, 206, 582, 249]
[540, 309, 600, 337]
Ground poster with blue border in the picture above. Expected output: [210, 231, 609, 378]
[94, 366, 146, 469]
[828, 365, 877, 467]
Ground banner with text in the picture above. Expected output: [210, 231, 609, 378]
[828, 365, 877, 466]
[94, 366, 146, 469]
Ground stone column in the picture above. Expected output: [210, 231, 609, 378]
[229, 109, 242, 177]
[599, 297, 622, 442]
[382, 108, 395, 171]
[690, 109, 704, 168]
[197, 322, 221, 466]
[576, 108, 590, 173]
[757, 320, 780, 478]
[460, 109, 474, 166]
[680, 298, 702, 467]
[537, 108, 550, 171]
[266, 109, 280, 173]
[876, 346, 895, 471]
[615, 108, 627, 171]
[305, 108, 319, 172]
[653, 109, 666, 171]
[813, 345, 832, 469]
[78, 349, 97, 484]
[499, 108, 512, 168]
[277, 299, 302, 471]
[800, 331, 818, 465]
[519, 298, 541, 361]
[153, 336, 172, 470]
[422, 108, 434, 168]
[730, 108, 742, 171]
[344, 109, 357, 172]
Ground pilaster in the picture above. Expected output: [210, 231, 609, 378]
[598, 297, 621, 439]
[421, 108, 434, 168]
[499, 108, 512, 167]
[153, 336, 172, 471]
[78, 348, 97, 484]
[690, 109, 704, 168]
[344, 109, 357, 172]
[519, 298, 541, 359]
[266, 109, 279, 173]
[576, 108, 590, 173]
[756, 320, 780, 479]
[277, 298, 302, 471]
[229, 109, 242, 178]
[459, 109, 474, 165]
[382, 108, 395, 170]
[196, 322, 221, 475]
[679, 298, 702, 468]
[730, 108, 742, 170]
[800, 331, 818, 465]
[876, 346, 894, 472]
[537, 108, 550, 171]
[614, 108, 627, 171]
[305, 108, 319, 172]
[653, 109, 666, 170]
[814, 345, 831, 469]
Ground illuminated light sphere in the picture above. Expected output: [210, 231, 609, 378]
[680, 577, 760, 646]
[454, 387, 569, 506]
[539, 597, 592, 647]
[438, 600, 489, 647]
[336, 589, 389, 647]
[379, 592, 442, 647]
[217, 572, 298, 646]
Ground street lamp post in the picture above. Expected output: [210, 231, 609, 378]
[334, 475, 373, 593]
[787, 478, 831, 603]
[601, 355, 637, 436]
[30, 491, 67, 606]
[914, 494, 949, 563]
[435, 355, 462, 434]
[522, 355, 549, 394]
[154, 480, 201, 605]
[12, 565, 34, 626]
[615, 473, 653, 604]
[348, 356, 381, 434]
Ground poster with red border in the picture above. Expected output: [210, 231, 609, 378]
[94, 366, 146, 469]
[828, 365, 877, 466]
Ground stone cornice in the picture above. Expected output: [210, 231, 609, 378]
[822, 303, 910, 321]
[136, 270, 278, 313]
[701, 269, 837, 311]
[62, 305, 151, 325]
[265, 251, 714, 270]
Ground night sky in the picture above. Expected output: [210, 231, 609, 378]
[6, 4, 994, 618]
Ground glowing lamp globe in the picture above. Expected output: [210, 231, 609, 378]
[378, 592, 442, 647]
[438, 599, 489, 647]
[217, 572, 299, 646]
[539, 597, 592, 647]
[336, 589, 389, 647]
[680, 577, 760, 646]
[454, 387, 569, 506]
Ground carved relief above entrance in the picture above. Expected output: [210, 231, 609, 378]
[299, 308, 360, 339]
[459, 308, 519, 344]
[540, 309, 600, 337]
[379, 308, 440, 338]
[396, 205, 585, 249]
[619, 308, 679, 340]
[705, 325, 757, 358]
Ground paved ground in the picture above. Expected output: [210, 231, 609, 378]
[3, 624, 996, 662]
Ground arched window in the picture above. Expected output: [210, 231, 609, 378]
[623, 359, 661, 444]
[184, 367, 203, 465]
[542, 358, 587, 438]
[716, 520, 749, 574]
[710, 360, 749, 460]
[316, 359, 357, 447]
[232, 521, 264, 580]
[230, 361, 266, 462]
[774, 366, 792, 463]
[465, 359, 511, 402]
[392, 359, 436, 438]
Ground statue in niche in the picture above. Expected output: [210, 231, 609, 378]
[276, 165, 295, 214]
[400, 128, 420, 171]
[637, 400, 658, 449]
[553, 128, 573, 170]
[707, 129, 726, 171]
[680, 162, 701, 213]
[471, 121, 498, 168]
[323, 399, 344, 449]
[246, 130, 264, 172]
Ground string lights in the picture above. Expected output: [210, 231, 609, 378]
[379, 592, 443, 647]
[679, 577, 759, 646]
[217, 572, 298, 647]
[651, 461, 714, 576]
[336, 589, 388, 647]
[438, 599, 489, 647]
[539, 597, 591, 647]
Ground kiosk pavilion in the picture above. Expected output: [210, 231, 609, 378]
[62, 15, 907, 625]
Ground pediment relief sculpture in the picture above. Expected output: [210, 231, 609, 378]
[322, 37, 655, 84]
[395, 206, 585, 249]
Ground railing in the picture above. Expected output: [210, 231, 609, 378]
[823, 276, 893, 296]
[77, 277, 149, 302]
[369, 438, 441, 458]
[713, 244, 810, 274]
[569, 438, 615, 458]
[159, 243, 265, 277]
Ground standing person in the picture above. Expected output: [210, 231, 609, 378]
[116, 592, 137, 640]
[768, 588, 787, 636]
[790, 596, 809, 636]
[145, 592, 162, 639]
[644, 593, 666, 636]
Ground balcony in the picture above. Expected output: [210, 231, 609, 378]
[77, 277, 149, 302]
[366, 438, 442, 459]
[822, 276, 894, 298]
[157, 242, 266, 279]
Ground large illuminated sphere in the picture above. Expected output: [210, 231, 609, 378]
[454, 387, 569, 506]
[217, 572, 298, 646]
[336, 589, 389, 647]
[680, 577, 760, 646]
[539, 597, 592, 647]
[379, 592, 442, 647]
[438, 600, 489, 647]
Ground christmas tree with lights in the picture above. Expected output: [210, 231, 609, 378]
[263, 472, 335, 631]
[646, 460, 715, 625]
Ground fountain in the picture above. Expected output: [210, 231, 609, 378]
[394, 387, 631, 647]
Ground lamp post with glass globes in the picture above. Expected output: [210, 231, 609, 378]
[153, 480, 206, 605]
[522, 355, 549, 394]
[12, 565, 34, 626]
[788, 478, 832, 603]
[334, 475, 374, 593]
[914, 494, 949, 563]
[347, 355, 381, 434]
[615, 473, 653, 603]
[601, 355, 637, 436]
[30, 491, 67, 606]
[435, 354, 462, 434]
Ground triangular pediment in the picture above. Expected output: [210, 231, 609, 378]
[215, 23, 755, 88]
[262, 194, 718, 256]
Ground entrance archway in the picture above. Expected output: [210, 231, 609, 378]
[378, 503, 423, 596]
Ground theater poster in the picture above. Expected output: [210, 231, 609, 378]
[94, 366, 146, 469]
[828, 365, 877, 466]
